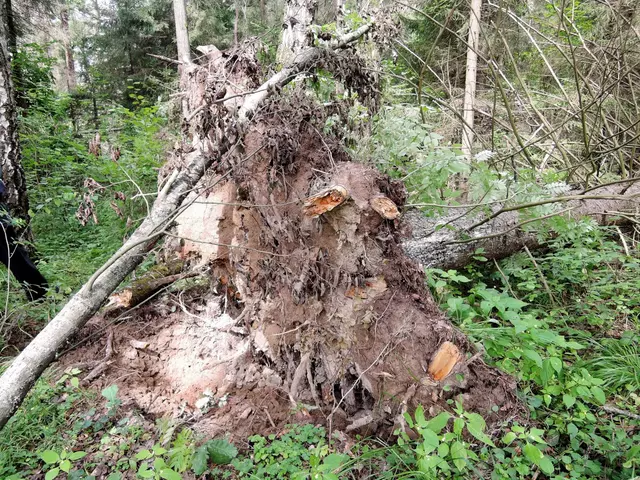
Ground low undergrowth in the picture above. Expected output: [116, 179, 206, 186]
[1, 223, 637, 479]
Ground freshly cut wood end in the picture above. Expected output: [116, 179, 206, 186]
[107, 289, 133, 309]
[302, 185, 349, 218]
[370, 195, 400, 219]
[428, 341, 463, 381]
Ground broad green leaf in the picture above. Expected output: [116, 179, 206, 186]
[101, 384, 119, 402]
[502, 297, 527, 311]
[192, 446, 209, 475]
[159, 468, 182, 480]
[438, 442, 449, 457]
[70, 377, 80, 388]
[152, 445, 168, 456]
[206, 439, 238, 465]
[464, 412, 486, 431]
[576, 386, 590, 397]
[418, 455, 441, 471]
[41, 450, 60, 464]
[135, 449, 153, 460]
[320, 453, 349, 472]
[45, 468, 60, 480]
[69, 451, 87, 461]
[425, 412, 451, 434]
[106, 474, 122, 480]
[138, 463, 154, 479]
[502, 432, 517, 445]
[540, 360, 553, 385]
[567, 423, 578, 437]
[421, 429, 440, 453]
[522, 349, 543, 368]
[59, 460, 71, 473]
[523, 443, 543, 463]
[403, 411, 415, 429]
[590, 386, 606, 405]
[563, 394, 576, 408]
[450, 441, 468, 471]
[453, 417, 464, 435]
[549, 357, 562, 373]
[414, 405, 426, 428]
[467, 425, 496, 447]
[539, 456, 554, 475]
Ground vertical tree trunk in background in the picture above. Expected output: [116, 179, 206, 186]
[3, 0, 17, 60]
[234, 0, 239, 46]
[172, 0, 192, 120]
[461, 0, 482, 160]
[60, 3, 77, 92]
[172, 0, 191, 64]
[335, 0, 345, 23]
[276, 0, 316, 64]
[260, 0, 266, 24]
[0, 3, 31, 230]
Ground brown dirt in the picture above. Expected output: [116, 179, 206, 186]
[59, 298, 315, 441]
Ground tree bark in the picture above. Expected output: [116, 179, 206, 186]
[234, 0, 239, 46]
[461, 0, 482, 160]
[60, 3, 77, 92]
[172, 0, 191, 65]
[403, 183, 640, 270]
[0, 2, 30, 228]
[0, 20, 373, 431]
[276, 0, 317, 64]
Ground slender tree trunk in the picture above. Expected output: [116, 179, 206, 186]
[0, 2, 31, 230]
[260, 0, 266, 24]
[173, 0, 192, 120]
[276, 0, 316, 64]
[234, 0, 239, 46]
[335, 0, 345, 24]
[461, 0, 482, 160]
[60, 3, 77, 92]
[173, 0, 191, 64]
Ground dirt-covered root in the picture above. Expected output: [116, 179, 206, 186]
[163, 98, 520, 434]
[59, 41, 520, 438]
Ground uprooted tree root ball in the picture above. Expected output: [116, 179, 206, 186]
[63, 42, 520, 439]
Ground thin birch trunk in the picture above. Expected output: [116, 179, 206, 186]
[461, 0, 482, 160]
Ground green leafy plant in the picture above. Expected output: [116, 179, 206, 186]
[40, 449, 88, 480]
[134, 444, 182, 480]
[397, 402, 498, 477]
[231, 424, 327, 478]
[192, 438, 238, 475]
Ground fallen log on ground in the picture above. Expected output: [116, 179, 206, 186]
[403, 182, 640, 270]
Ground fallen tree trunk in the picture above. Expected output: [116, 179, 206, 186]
[0, 24, 373, 430]
[403, 182, 640, 270]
